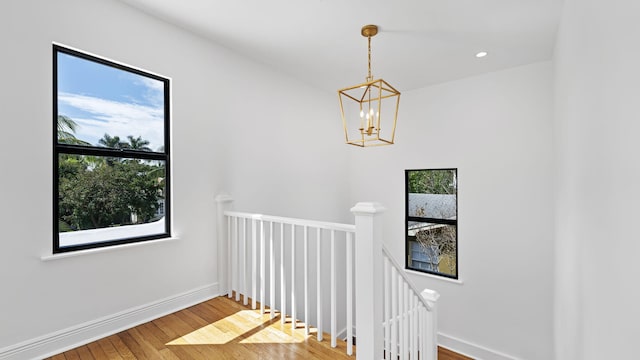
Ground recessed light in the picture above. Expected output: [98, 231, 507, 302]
[475, 51, 488, 58]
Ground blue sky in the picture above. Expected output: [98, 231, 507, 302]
[57, 52, 165, 151]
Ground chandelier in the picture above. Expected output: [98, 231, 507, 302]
[338, 24, 400, 147]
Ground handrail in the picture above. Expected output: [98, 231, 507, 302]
[224, 210, 356, 233]
[222, 208, 356, 355]
[382, 244, 433, 311]
[218, 201, 439, 359]
[226, 210, 431, 311]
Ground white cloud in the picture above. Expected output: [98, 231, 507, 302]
[138, 77, 165, 107]
[59, 92, 165, 150]
[139, 77, 164, 92]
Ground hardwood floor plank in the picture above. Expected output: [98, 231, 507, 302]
[439, 346, 475, 360]
[126, 327, 165, 359]
[47, 295, 469, 360]
[135, 321, 171, 352]
[61, 349, 81, 360]
[75, 345, 95, 360]
[85, 342, 107, 359]
[140, 320, 201, 360]
[157, 348, 182, 360]
[95, 338, 122, 360]
[106, 334, 136, 360]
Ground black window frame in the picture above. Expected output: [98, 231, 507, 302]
[53, 44, 171, 253]
[405, 168, 458, 279]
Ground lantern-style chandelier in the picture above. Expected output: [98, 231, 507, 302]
[338, 24, 400, 147]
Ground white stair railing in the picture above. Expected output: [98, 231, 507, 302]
[215, 195, 439, 359]
[351, 202, 440, 360]
[216, 194, 356, 355]
[382, 245, 440, 360]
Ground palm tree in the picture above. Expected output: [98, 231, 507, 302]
[98, 134, 129, 166]
[57, 115, 89, 145]
[98, 134, 127, 149]
[127, 135, 152, 151]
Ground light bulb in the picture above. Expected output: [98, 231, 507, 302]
[360, 110, 364, 118]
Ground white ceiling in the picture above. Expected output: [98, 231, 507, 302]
[117, 0, 563, 92]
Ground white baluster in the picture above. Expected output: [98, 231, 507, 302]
[410, 294, 416, 358]
[330, 229, 336, 348]
[252, 218, 257, 310]
[227, 216, 232, 298]
[269, 221, 275, 319]
[420, 304, 425, 358]
[399, 273, 404, 359]
[304, 226, 309, 336]
[280, 222, 286, 325]
[390, 266, 397, 360]
[234, 217, 240, 302]
[242, 218, 248, 305]
[316, 227, 323, 342]
[403, 282, 409, 359]
[260, 219, 265, 314]
[416, 295, 421, 358]
[291, 224, 296, 331]
[346, 231, 353, 356]
[384, 256, 390, 358]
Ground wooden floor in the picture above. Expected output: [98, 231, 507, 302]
[438, 346, 474, 360]
[48, 295, 472, 359]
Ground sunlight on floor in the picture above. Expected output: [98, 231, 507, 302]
[166, 309, 306, 346]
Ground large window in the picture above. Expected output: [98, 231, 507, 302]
[405, 168, 458, 279]
[53, 45, 171, 253]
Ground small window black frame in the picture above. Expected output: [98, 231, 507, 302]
[53, 44, 171, 253]
[405, 168, 458, 279]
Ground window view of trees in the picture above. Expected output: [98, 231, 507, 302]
[57, 121, 165, 232]
[406, 169, 458, 279]
[408, 168, 456, 195]
[54, 45, 170, 252]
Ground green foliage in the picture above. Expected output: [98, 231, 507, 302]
[58, 130, 164, 231]
[59, 159, 164, 230]
[58, 219, 73, 232]
[408, 169, 456, 194]
[57, 115, 77, 141]
[126, 135, 152, 151]
[57, 115, 90, 145]
[98, 133, 128, 149]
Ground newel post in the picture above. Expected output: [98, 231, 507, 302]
[351, 202, 386, 360]
[422, 288, 440, 360]
[215, 193, 233, 297]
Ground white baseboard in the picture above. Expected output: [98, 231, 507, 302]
[0, 283, 219, 360]
[438, 332, 522, 360]
[337, 326, 356, 341]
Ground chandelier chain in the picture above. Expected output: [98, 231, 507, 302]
[367, 35, 372, 81]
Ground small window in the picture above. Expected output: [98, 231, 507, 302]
[405, 168, 458, 279]
[53, 45, 171, 253]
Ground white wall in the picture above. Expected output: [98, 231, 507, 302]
[349, 62, 555, 359]
[0, 0, 347, 356]
[554, 0, 640, 359]
[14, 1, 636, 359]
[217, 60, 351, 222]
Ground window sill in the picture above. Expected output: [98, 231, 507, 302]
[41, 236, 180, 261]
[405, 268, 464, 285]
